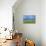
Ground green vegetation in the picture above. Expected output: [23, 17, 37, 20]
[23, 20, 35, 24]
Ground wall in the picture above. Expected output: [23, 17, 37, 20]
[13, 0, 41, 46]
[41, 0, 46, 46]
[0, 0, 16, 29]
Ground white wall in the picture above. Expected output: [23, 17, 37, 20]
[13, 0, 41, 46]
[13, 0, 46, 46]
[0, 0, 16, 29]
[41, 0, 46, 46]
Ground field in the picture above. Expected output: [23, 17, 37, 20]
[23, 19, 35, 24]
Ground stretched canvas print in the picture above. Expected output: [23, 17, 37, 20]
[23, 15, 36, 24]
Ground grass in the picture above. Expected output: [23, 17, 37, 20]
[23, 20, 35, 24]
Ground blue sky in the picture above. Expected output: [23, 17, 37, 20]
[23, 15, 35, 20]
